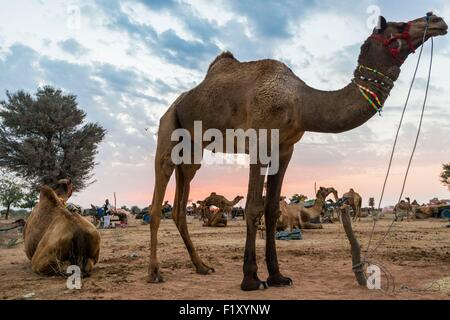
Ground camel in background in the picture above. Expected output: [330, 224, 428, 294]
[394, 197, 415, 221]
[23, 179, 100, 276]
[278, 187, 338, 231]
[147, 14, 447, 290]
[199, 193, 243, 227]
[343, 189, 362, 222]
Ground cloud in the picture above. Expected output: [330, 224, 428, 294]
[0, 43, 41, 93]
[1, 0, 449, 207]
[58, 38, 89, 58]
[157, 29, 220, 69]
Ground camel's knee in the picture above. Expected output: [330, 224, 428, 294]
[31, 254, 59, 275]
[246, 203, 265, 226]
[155, 154, 175, 179]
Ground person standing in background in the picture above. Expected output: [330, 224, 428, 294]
[103, 199, 112, 228]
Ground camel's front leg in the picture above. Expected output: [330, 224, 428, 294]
[31, 233, 65, 275]
[265, 146, 294, 287]
[241, 163, 267, 291]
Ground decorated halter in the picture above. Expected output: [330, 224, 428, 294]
[370, 21, 415, 64]
[370, 13, 433, 64]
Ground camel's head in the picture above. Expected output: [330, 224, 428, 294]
[50, 178, 73, 201]
[369, 13, 447, 66]
[317, 186, 338, 200]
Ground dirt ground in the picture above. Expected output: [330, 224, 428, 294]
[1, 214, 450, 300]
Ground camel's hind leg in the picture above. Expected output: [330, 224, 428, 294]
[172, 164, 214, 274]
[148, 108, 177, 283]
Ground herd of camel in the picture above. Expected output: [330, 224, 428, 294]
[195, 187, 363, 230]
[180, 187, 427, 230]
[19, 178, 420, 280]
[16, 13, 447, 291]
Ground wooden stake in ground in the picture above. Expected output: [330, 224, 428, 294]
[340, 206, 366, 286]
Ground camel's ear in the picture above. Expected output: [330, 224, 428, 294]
[377, 16, 387, 33]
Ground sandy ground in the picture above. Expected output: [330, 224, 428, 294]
[1, 214, 450, 300]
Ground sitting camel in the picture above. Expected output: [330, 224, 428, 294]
[203, 207, 227, 227]
[278, 187, 338, 231]
[23, 179, 100, 276]
[277, 197, 301, 231]
[413, 205, 434, 219]
[343, 188, 362, 221]
[394, 197, 415, 221]
[199, 193, 244, 227]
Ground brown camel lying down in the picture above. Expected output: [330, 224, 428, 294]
[23, 180, 100, 276]
[278, 200, 323, 231]
[277, 187, 338, 231]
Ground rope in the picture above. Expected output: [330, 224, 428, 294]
[364, 22, 431, 260]
[359, 21, 439, 294]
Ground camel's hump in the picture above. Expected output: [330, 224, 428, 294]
[207, 51, 238, 72]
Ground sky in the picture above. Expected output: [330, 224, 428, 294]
[0, 0, 449, 209]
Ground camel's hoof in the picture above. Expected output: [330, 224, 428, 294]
[196, 265, 215, 275]
[148, 273, 164, 283]
[267, 274, 293, 287]
[241, 279, 268, 291]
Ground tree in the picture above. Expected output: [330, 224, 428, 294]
[130, 205, 141, 215]
[20, 188, 39, 211]
[440, 163, 450, 190]
[0, 86, 106, 191]
[0, 172, 24, 219]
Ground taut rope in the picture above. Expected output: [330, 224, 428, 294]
[357, 13, 438, 294]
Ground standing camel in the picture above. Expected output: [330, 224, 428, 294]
[394, 197, 415, 221]
[343, 188, 363, 222]
[148, 14, 447, 291]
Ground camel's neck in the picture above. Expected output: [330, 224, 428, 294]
[298, 39, 400, 133]
[313, 196, 325, 211]
[299, 82, 387, 133]
[231, 197, 241, 205]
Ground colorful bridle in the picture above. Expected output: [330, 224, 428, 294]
[370, 21, 415, 64]
[356, 13, 433, 113]
[370, 13, 433, 64]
